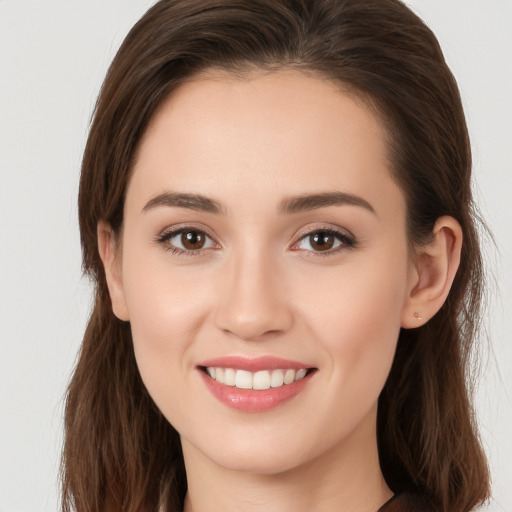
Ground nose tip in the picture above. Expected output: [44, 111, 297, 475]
[213, 256, 293, 341]
[220, 317, 279, 342]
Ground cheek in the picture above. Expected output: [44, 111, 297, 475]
[125, 272, 199, 350]
[296, 250, 409, 389]
[120, 248, 213, 406]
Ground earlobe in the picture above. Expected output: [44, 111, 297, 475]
[97, 221, 130, 321]
[401, 216, 462, 328]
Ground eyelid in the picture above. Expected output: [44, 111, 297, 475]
[157, 222, 218, 240]
[293, 223, 355, 242]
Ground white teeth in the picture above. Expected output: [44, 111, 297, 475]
[207, 367, 309, 390]
[270, 369, 284, 387]
[284, 369, 295, 385]
[235, 370, 253, 389]
[253, 370, 271, 390]
[295, 368, 307, 381]
[224, 368, 236, 386]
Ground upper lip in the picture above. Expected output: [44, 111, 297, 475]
[197, 356, 314, 372]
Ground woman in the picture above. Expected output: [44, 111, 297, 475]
[62, 1, 490, 511]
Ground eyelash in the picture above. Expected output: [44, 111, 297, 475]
[155, 225, 357, 257]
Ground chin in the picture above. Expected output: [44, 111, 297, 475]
[211, 447, 309, 476]
[182, 424, 328, 477]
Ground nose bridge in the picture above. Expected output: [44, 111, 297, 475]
[214, 241, 293, 340]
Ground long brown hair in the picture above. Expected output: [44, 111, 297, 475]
[63, 1, 490, 511]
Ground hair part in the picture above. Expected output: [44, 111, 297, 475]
[64, 1, 490, 511]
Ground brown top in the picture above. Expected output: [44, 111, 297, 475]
[378, 493, 433, 512]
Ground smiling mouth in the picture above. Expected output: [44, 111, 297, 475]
[201, 367, 314, 390]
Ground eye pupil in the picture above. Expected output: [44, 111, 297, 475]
[311, 232, 334, 251]
[182, 230, 205, 250]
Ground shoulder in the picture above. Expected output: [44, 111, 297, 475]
[378, 492, 435, 512]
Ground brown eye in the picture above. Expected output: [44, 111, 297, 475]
[181, 230, 206, 250]
[158, 227, 217, 253]
[309, 232, 335, 251]
[293, 228, 355, 254]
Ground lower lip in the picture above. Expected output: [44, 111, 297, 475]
[199, 370, 314, 412]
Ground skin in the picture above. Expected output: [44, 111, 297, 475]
[99, 69, 462, 512]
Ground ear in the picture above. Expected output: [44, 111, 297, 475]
[97, 221, 130, 321]
[401, 216, 462, 328]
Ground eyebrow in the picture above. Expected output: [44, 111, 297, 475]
[279, 191, 375, 215]
[142, 191, 375, 215]
[142, 192, 226, 214]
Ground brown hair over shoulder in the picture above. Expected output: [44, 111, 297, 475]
[63, 1, 490, 511]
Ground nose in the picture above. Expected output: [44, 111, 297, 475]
[213, 249, 294, 341]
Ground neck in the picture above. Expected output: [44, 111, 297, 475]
[181, 406, 392, 512]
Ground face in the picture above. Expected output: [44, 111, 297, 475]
[109, 69, 416, 475]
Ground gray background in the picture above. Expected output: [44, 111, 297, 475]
[0, 1, 510, 510]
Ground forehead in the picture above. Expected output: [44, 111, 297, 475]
[128, 69, 404, 219]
